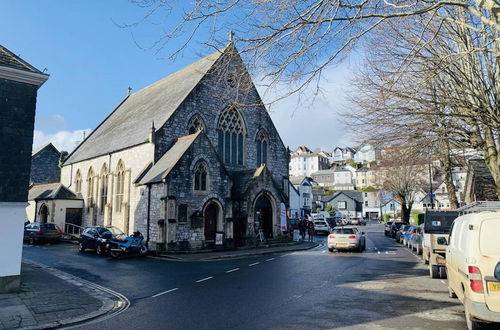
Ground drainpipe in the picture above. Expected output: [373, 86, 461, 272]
[146, 184, 151, 247]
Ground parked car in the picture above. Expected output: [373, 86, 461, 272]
[410, 226, 424, 255]
[402, 225, 418, 247]
[327, 226, 366, 252]
[384, 221, 394, 236]
[395, 225, 411, 243]
[313, 219, 330, 235]
[24, 222, 62, 244]
[78, 226, 125, 255]
[443, 211, 500, 330]
[390, 222, 404, 238]
[349, 218, 361, 225]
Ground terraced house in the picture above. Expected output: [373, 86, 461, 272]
[60, 43, 289, 251]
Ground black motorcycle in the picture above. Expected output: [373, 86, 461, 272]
[108, 231, 148, 258]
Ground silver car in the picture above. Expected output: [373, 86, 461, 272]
[328, 226, 366, 252]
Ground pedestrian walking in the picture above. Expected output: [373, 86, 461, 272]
[299, 217, 306, 241]
[307, 220, 315, 242]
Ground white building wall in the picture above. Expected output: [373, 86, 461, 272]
[61, 143, 155, 235]
[0, 202, 25, 288]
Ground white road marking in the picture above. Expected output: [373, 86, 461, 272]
[265, 258, 275, 261]
[377, 251, 381, 254]
[152, 288, 178, 298]
[322, 250, 326, 253]
[440, 280, 446, 285]
[280, 254, 288, 258]
[248, 262, 260, 267]
[226, 268, 240, 273]
[196, 276, 213, 283]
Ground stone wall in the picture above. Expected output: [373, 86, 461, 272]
[0, 79, 38, 202]
[30, 146, 61, 184]
[153, 51, 289, 190]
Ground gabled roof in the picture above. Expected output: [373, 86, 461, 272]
[465, 159, 499, 202]
[64, 44, 232, 165]
[230, 165, 286, 201]
[0, 45, 43, 73]
[28, 183, 81, 201]
[138, 131, 201, 185]
[32, 143, 60, 157]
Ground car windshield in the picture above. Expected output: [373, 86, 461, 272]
[402, 225, 410, 231]
[386, 222, 393, 226]
[424, 211, 458, 234]
[106, 226, 124, 236]
[394, 222, 403, 228]
[40, 223, 58, 230]
[332, 228, 355, 234]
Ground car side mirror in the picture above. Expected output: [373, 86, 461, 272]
[495, 262, 500, 281]
[361, 232, 365, 235]
[437, 237, 448, 245]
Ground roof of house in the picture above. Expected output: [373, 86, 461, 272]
[28, 183, 81, 201]
[311, 169, 336, 176]
[138, 131, 201, 185]
[465, 158, 499, 201]
[32, 143, 60, 157]
[64, 44, 231, 165]
[0, 45, 43, 73]
[323, 191, 363, 203]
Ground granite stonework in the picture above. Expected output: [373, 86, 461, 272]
[60, 44, 289, 251]
[30, 144, 61, 185]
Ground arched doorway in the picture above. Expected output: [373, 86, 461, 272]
[204, 202, 219, 242]
[39, 204, 49, 223]
[255, 194, 273, 239]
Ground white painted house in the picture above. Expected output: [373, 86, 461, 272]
[289, 146, 330, 177]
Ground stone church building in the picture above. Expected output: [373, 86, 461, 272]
[61, 43, 289, 250]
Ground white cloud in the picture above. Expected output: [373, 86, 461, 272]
[257, 63, 356, 152]
[33, 129, 92, 153]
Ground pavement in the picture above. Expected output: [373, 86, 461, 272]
[0, 261, 125, 330]
[20, 225, 477, 329]
[153, 240, 319, 261]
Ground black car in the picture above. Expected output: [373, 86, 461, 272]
[384, 221, 394, 236]
[78, 226, 125, 255]
[24, 222, 62, 244]
[390, 222, 404, 238]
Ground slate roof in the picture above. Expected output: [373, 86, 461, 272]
[323, 191, 363, 203]
[311, 169, 336, 175]
[230, 165, 286, 201]
[32, 143, 60, 157]
[64, 45, 230, 165]
[465, 159, 499, 202]
[138, 131, 201, 185]
[0, 45, 43, 73]
[28, 183, 81, 201]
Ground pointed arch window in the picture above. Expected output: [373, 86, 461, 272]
[100, 164, 108, 214]
[87, 168, 95, 208]
[217, 107, 245, 165]
[256, 130, 268, 167]
[188, 115, 206, 134]
[115, 161, 125, 213]
[193, 161, 208, 191]
[74, 170, 82, 193]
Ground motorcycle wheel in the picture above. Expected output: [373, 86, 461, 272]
[110, 250, 121, 258]
[139, 245, 148, 256]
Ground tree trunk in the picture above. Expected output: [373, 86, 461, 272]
[442, 142, 459, 209]
[401, 200, 411, 224]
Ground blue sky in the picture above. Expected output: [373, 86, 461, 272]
[1, 1, 353, 152]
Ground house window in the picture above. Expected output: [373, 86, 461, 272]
[364, 193, 368, 197]
[217, 107, 245, 165]
[74, 170, 82, 193]
[115, 161, 125, 213]
[193, 161, 208, 191]
[188, 114, 206, 134]
[256, 130, 268, 166]
[338, 201, 347, 209]
[87, 168, 95, 208]
[100, 165, 108, 214]
[178, 204, 188, 224]
[365, 201, 368, 207]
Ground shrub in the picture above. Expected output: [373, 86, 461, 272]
[383, 213, 391, 222]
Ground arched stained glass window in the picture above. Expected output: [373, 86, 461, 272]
[74, 170, 82, 193]
[87, 168, 95, 207]
[256, 130, 268, 167]
[217, 107, 245, 165]
[188, 115, 206, 134]
[193, 161, 208, 191]
[115, 161, 125, 213]
[100, 164, 108, 214]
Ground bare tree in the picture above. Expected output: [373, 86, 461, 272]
[346, 6, 499, 198]
[126, 1, 498, 103]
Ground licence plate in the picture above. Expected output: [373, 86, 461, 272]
[489, 282, 500, 292]
[336, 243, 348, 247]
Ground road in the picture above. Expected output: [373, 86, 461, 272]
[23, 224, 468, 329]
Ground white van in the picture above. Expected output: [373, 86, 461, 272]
[443, 212, 500, 329]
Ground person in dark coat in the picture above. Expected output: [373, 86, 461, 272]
[299, 218, 306, 241]
[307, 220, 315, 241]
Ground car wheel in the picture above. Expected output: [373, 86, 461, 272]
[439, 266, 447, 279]
[465, 299, 485, 330]
[78, 242, 85, 253]
[139, 245, 148, 256]
[430, 265, 439, 278]
[96, 245, 104, 256]
[328, 247, 334, 253]
[110, 250, 121, 258]
[448, 286, 457, 298]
